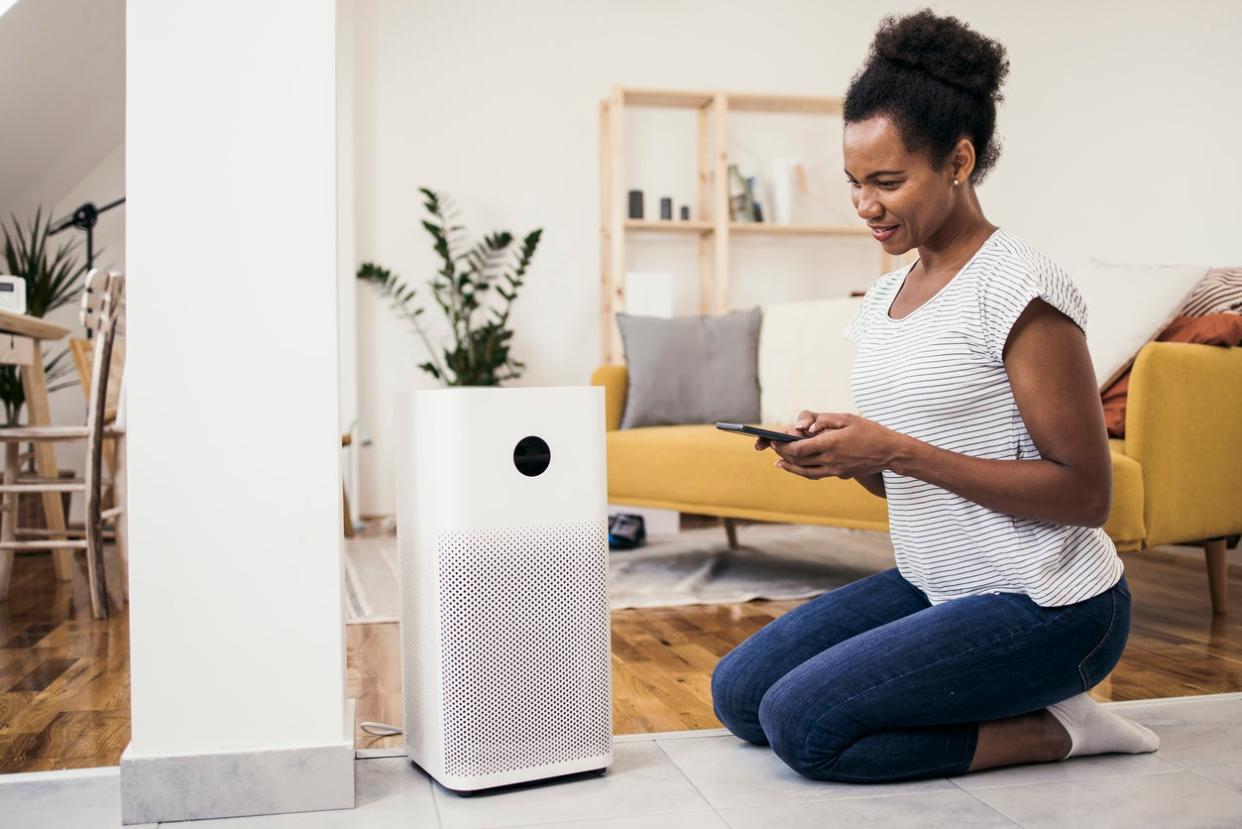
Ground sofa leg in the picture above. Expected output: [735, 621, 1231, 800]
[723, 518, 739, 550]
[1205, 537, 1229, 615]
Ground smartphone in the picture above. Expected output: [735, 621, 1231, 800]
[715, 422, 804, 443]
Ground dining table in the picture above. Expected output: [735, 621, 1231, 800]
[0, 308, 76, 581]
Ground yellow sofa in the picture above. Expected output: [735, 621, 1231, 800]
[592, 342, 1242, 613]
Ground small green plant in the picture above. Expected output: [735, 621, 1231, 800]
[358, 187, 542, 387]
[0, 208, 85, 423]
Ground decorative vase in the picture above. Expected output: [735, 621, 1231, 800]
[627, 190, 644, 219]
[770, 158, 799, 224]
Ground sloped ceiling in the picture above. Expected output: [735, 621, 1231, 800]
[0, 0, 124, 214]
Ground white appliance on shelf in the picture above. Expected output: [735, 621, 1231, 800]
[0, 275, 27, 314]
[396, 386, 613, 795]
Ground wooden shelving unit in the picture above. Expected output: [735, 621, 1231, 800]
[624, 219, 714, 234]
[599, 85, 895, 363]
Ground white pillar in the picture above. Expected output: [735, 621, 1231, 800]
[337, 0, 360, 528]
[122, 1, 351, 823]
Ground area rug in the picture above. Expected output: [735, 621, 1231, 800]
[344, 523, 895, 622]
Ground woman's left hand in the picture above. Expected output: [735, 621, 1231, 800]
[770, 412, 905, 480]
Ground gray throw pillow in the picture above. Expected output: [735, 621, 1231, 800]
[617, 308, 762, 429]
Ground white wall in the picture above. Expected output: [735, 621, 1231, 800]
[0, 0, 124, 213]
[126, 0, 346, 758]
[338, 0, 359, 525]
[351, 0, 1242, 516]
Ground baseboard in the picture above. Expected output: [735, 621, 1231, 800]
[119, 699, 355, 825]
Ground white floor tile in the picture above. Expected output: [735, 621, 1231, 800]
[1119, 697, 1242, 770]
[968, 769, 1242, 829]
[655, 733, 954, 809]
[953, 751, 1180, 791]
[1194, 761, 1242, 793]
[5, 695, 1241, 829]
[170, 757, 437, 827]
[0, 767, 147, 829]
[1100, 692, 1242, 709]
[614, 728, 730, 743]
[1115, 696, 1242, 719]
[507, 812, 730, 829]
[430, 741, 711, 829]
[717, 789, 1016, 828]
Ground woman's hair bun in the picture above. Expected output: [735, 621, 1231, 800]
[871, 8, 1009, 101]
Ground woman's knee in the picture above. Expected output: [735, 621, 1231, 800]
[710, 650, 769, 745]
[758, 676, 853, 780]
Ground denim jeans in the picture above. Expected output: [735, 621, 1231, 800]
[711, 566, 1131, 783]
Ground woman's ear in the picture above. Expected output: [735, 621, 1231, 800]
[950, 138, 977, 184]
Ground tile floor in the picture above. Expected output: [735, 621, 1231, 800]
[4, 693, 1241, 828]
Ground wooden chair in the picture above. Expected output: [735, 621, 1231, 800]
[342, 432, 355, 539]
[0, 270, 127, 619]
[68, 284, 126, 520]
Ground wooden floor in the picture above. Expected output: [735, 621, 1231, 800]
[3, 537, 1241, 771]
[0, 552, 130, 773]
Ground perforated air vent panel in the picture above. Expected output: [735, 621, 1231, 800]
[437, 519, 611, 777]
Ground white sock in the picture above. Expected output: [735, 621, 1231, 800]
[1046, 693, 1160, 759]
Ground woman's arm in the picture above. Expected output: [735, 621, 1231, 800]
[853, 471, 886, 499]
[772, 299, 1112, 527]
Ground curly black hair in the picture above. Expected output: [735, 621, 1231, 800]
[844, 9, 1010, 185]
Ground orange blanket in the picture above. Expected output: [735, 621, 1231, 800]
[1102, 314, 1242, 438]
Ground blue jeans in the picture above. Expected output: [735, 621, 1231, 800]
[711, 567, 1131, 783]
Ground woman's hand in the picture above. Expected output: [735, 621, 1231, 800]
[751, 410, 815, 451]
[758, 410, 905, 481]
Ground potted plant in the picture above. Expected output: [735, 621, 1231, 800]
[358, 188, 542, 386]
[0, 207, 85, 424]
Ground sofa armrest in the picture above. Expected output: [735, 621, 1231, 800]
[1124, 342, 1242, 548]
[591, 364, 629, 432]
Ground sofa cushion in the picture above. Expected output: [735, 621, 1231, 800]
[1076, 259, 1208, 390]
[1177, 266, 1242, 316]
[605, 425, 1146, 551]
[616, 309, 761, 429]
[1101, 316, 1242, 438]
[758, 297, 863, 424]
[607, 424, 888, 528]
[1106, 438, 1145, 552]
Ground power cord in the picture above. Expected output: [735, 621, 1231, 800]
[359, 721, 403, 737]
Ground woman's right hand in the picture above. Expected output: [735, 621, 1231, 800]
[753, 409, 820, 451]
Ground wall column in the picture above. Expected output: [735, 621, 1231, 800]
[123, 1, 351, 822]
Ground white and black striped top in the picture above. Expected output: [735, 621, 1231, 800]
[844, 227, 1123, 607]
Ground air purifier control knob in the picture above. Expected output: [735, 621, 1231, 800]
[513, 435, 551, 477]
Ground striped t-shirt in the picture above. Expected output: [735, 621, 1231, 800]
[843, 227, 1124, 608]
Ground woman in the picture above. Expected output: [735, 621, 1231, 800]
[710, 9, 1159, 784]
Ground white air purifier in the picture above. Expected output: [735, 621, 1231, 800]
[396, 386, 613, 795]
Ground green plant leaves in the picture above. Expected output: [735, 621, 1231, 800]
[3, 207, 87, 318]
[357, 187, 542, 387]
[0, 208, 87, 423]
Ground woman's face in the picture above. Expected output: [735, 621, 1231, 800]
[842, 115, 958, 255]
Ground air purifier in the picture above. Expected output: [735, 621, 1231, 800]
[396, 386, 613, 795]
